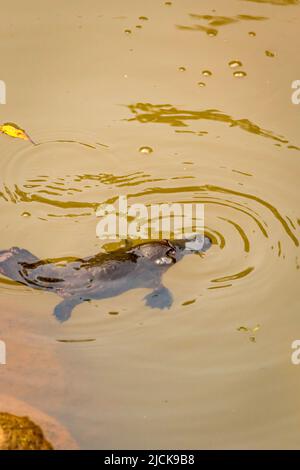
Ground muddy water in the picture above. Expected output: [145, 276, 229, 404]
[0, 0, 300, 449]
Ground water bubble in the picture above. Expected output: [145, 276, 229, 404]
[207, 29, 218, 37]
[233, 71, 247, 78]
[139, 146, 153, 154]
[198, 82, 206, 87]
[265, 50, 275, 58]
[248, 31, 256, 37]
[139, 16, 149, 20]
[136, 25, 142, 29]
[178, 66, 186, 72]
[165, 1, 172, 5]
[229, 60, 242, 68]
[202, 70, 212, 76]
[124, 29, 132, 34]
[21, 212, 31, 217]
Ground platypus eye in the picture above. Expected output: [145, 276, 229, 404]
[167, 248, 176, 258]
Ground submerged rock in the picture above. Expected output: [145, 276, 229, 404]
[0, 396, 77, 450]
[0, 412, 53, 450]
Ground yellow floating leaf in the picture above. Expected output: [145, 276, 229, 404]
[0, 122, 34, 143]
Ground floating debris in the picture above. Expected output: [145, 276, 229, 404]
[139, 16, 149, 20]
[265, 50, 275, 57]
[237, 324, 261, 343]
[124, 29, 132, 34]
[178, 66, 186, 72]
[0, 123, 34, 143]
[108, 311, 119, 315]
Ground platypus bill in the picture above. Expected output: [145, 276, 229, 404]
[0, 235, 212, 323]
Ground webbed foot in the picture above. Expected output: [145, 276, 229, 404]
[144, 286, 173, 310]
[54, 297, 83, 323]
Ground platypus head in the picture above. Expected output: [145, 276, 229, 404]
[171, 234, 212, 261]
[133, 234, 212, 266]
[139, 234, 212, 265]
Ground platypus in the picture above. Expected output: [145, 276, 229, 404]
[0, 235, 212, 322]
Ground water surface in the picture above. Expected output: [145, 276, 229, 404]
[0, 0, 300, 449]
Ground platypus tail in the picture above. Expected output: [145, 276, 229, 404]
[0, 247, 39, 284]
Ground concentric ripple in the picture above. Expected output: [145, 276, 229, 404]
[0, 127, 299, 300]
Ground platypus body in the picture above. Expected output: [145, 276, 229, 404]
[0, 235, 211, 322]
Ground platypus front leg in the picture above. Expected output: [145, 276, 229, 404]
[54, 296, 84, 323]
[144, 285, 173, 310]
